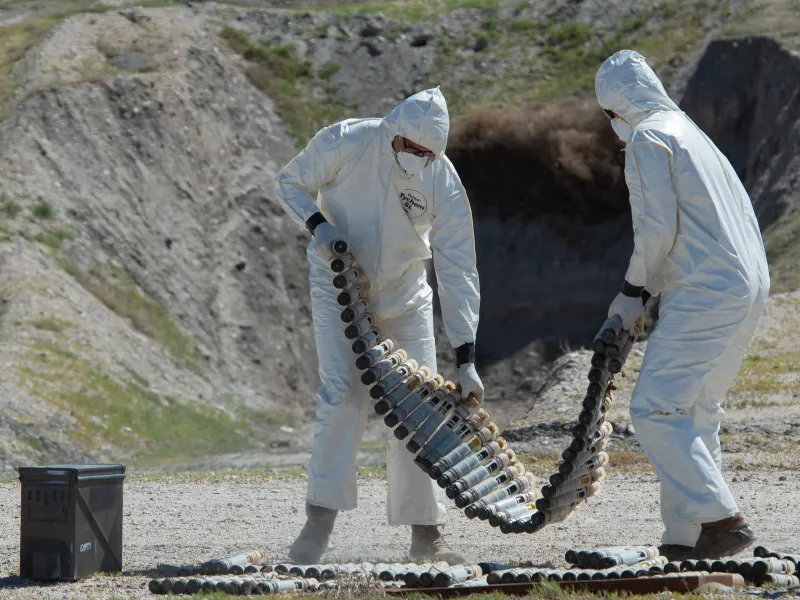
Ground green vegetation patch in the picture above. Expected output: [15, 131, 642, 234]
[326, 0, 502, 24]
[59, 260, 201, 369]
[424, 0, 723, 115]
[762, 211, 800, 294]
[29, 317, 74, 333]
[220, 26, 349, 146]
[17, 349, 246, 467]
[34, 227, 74, 250]
[729, 350, 800, 395]
[0, 2, 113, 116]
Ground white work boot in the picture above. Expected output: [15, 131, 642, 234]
[409, 525, 467, 566]
[288, 503, 337, 564]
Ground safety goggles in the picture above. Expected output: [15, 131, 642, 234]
[400, 137, 436, 159]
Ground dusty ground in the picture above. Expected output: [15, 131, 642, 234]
[0, 471, 799, 599]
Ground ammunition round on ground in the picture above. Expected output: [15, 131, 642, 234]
[695, 559, 712, 572]
[710, 560, 727, 572]
[758, 574, 800, 586]
[333, 267, 360, 289]
[201, 579, 218, 592]
[499, 569, 520, 583]
[337, 283, 364, 306]
[680, 559, 698, 572]
[663, 561, 681, 574]
[186, 578, 202, 594]
[148, 579, 161, 594]
[158, 579, 173, 594]
[231, 564, 246, 575]
[341, 298, 369, 323]
[432, 565, 481, 587]
[418, 570, 435, 587]
[330, 252, 355, 273]
[331, 239, 348, 255]
[754, 546, 771, 558]
[172, 579, 187, 594]
[753, 557, 796, 576]
[600, 547, 659, 569]
[766, 552, 800, 565]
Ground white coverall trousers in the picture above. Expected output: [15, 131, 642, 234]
[630, 281, 768, 546]
[305, 250, 447, 526]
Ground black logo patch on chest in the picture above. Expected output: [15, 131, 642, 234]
[399, 189, 428, 220]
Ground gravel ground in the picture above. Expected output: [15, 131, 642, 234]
[1, 472, 799, 599]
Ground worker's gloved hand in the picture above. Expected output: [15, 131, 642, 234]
[311, 222, 346, 261]
[458, 363, 484, 405]
[608, 291, 645, 331]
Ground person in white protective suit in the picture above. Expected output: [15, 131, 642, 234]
[274, 88, 483, 565]
[595, 50, 770, 561]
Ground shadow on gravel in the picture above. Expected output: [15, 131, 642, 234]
[0, 575, 58, 590]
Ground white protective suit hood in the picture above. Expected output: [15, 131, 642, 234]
[381, 87, 450, 160]
[595, 50, 681, 131]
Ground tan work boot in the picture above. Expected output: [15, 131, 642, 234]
[658, 544, 694, 562]
[409, 525, 467, 566]
[288, 503, 338, 564]
[691, 513, 756, 559]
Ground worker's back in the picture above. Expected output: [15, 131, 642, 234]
[638, 110, 770, 301]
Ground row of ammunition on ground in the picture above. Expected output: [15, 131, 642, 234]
[561, 545, 800, 586]
[328, 241, 632, 533]
[148, 576, 319, 596]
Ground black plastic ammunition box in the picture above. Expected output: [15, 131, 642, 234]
[18, 464, 126, 581]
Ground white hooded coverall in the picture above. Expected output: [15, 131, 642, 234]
[274, 88, 480, 525]
[595, 51, 770, 546]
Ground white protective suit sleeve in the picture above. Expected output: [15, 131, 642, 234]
[274, 125, 353, 228]
[429, 162, 480, 348]
[623, 130, 679, 294]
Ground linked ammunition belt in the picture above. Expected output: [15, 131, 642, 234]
[147, 546, 800, 594]
[327, 240, 639, 534]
